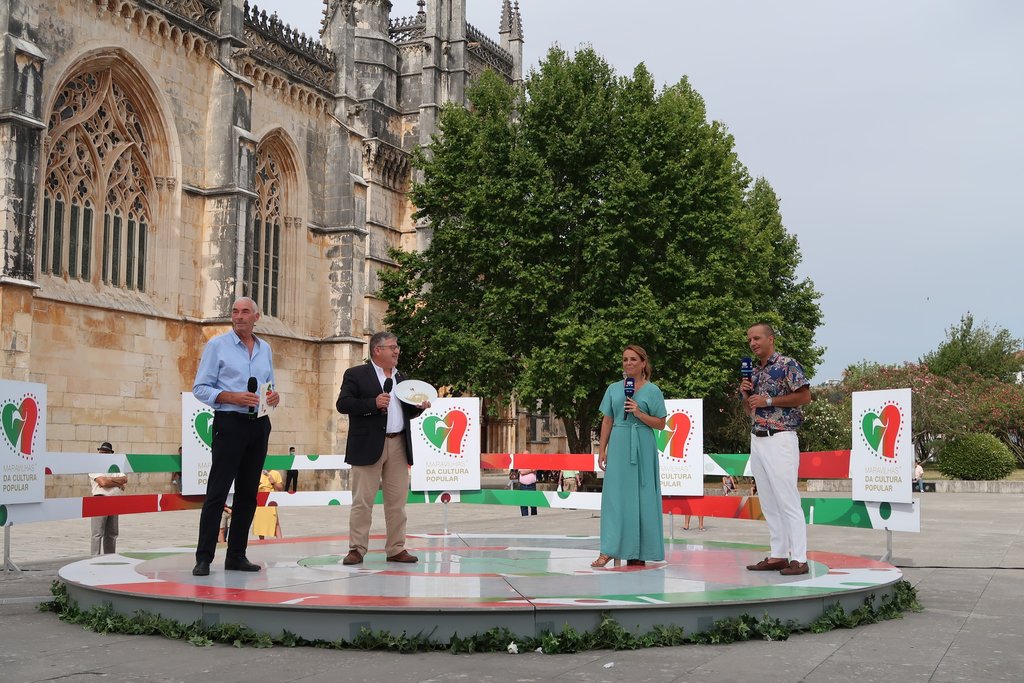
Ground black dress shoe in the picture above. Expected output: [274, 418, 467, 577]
[192, 561, 210, 576]
[224, 557, 261, 572]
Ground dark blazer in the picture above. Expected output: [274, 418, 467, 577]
[336, 362, 423, 466]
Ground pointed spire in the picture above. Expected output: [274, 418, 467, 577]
[511, 1, 523, 40]
[417, 0, 426, 17]
[322, 0, 356, 34]
[500, 0, 513, 33]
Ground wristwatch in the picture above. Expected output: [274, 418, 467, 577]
[766, 396, 774, 407]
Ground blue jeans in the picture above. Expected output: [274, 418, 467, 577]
[519, 482, 537, 515]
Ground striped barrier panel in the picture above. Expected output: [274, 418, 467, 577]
[1, 449, 918, 532]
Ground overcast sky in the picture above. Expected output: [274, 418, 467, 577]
[253, 0, 1022, 380]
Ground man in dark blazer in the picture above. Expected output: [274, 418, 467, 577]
[336, 331, 429, 565]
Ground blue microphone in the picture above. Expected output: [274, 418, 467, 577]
[624, 377, 635, 418]
[741, 357, 753, 381]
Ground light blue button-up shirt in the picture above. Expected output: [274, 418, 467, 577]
[192, 330, 275, 413]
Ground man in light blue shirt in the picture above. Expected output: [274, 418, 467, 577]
[191, 296, 280, 576]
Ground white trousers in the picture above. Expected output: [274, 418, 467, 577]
[749, 430, 807, 563]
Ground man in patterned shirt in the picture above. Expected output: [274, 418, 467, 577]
[740, 323, 812, 576]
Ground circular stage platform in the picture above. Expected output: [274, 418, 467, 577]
[59, 534, 901, 642]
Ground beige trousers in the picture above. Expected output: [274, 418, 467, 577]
[348, 436, 410, 557]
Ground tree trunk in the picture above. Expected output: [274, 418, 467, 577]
[562, 416, 588, 454]
[562, 399, 599, 454]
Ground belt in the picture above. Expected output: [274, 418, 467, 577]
[753, 428, 790, 437]
[214, 410, 266, 421]
[612, 421, 650, 488]
[385, 432, 404, 439]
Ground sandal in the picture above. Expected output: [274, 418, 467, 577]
[591, 553, 615, 568]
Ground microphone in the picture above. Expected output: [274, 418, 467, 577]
[741, 356, 753, 381]
[247, 376, 258, 420]
[382, 377, 393, 414]
[624, 377, 635, 417]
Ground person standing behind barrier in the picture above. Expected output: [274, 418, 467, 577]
[518, 467, 538, 516]
[336, 332, 430, 566]
[683, 515, 705, 532]
[592, 344, 667, 568]
[560, 469, 579, 492]
[218, 504, 232, 543]
[253, 468, 284, 539]
[285, 446, 299, 493]
[89, 441, 127, 556]
[740, 323, 812, 576]
[191, 296, 280, 577]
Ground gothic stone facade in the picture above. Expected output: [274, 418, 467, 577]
[0, 0, 523, 467]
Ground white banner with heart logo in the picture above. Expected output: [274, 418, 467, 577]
[410, 397, 481, 491]
[851, 388, 913, 503]
[656, 399, 704, 496]
[181, 392, 218, 496]
[0, 380, 47, 505]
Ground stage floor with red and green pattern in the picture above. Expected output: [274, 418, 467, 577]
[60, 533, 902, 642]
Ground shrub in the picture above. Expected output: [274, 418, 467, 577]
[937, 433, 1016, 481]
[800, 397, 852, 452]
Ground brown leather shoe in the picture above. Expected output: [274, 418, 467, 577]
[779, 560, 809, 575]
[746, 557, 789, 571]
[342, 549, 363, 565]
[386, 550, 418, 563]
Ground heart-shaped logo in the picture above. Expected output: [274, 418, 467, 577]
[656, 412, 691, 460]
[2, 397, 38, 457]
[194, 411, 214, 449]
[862, 404, 901, 459]
[422, 410, 469, 455]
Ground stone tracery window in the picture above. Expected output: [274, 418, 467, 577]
[246, 145, 283, 317]
[40, 71, 153, 291]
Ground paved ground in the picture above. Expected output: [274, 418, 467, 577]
[2, 493, 1023, 682]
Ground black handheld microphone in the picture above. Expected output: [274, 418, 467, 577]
[382, 377, 393, 414]
[741, 357, 753, 381]
[247, 376, 258, 420]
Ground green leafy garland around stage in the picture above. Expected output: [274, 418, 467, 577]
[40, 580, 920, 653]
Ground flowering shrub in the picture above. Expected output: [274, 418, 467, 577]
[800, 397, 851, 452]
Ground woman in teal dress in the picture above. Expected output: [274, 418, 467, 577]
[592, 344, 668, 567]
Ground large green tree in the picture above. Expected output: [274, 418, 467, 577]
[744, 178, 823, 369]
[380, 48, 823, 452]
[921, 313, 1023, 383]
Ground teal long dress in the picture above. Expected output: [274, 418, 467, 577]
[599, 380, 668, 561]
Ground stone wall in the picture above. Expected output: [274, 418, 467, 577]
[0, 0, 525, 478]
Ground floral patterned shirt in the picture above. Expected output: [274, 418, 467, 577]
[750, 352, 809, 432]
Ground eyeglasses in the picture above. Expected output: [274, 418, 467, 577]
[377, 344, 400, 351]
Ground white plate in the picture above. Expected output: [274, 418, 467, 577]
[394, 379, 438, 405]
